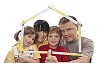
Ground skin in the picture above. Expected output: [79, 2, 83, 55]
[23, 34, 35, 48]
[48, 32, 60, 49]
[59, 21, 78, 42]
[37, 31, 47, 43]
[18, 34, 40, 63]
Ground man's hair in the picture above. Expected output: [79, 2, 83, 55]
[33, 20, 49, 33]
[58, 16, 77, 25]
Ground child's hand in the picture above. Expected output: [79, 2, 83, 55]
[18, 56, 28, 63]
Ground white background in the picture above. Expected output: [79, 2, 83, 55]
[0, 0, 99, 63]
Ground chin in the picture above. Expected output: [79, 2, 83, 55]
[65, 39, 72, 42]
[39, 40, 44, 43]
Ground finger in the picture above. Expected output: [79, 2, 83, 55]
[45, 60, 50, 63]
[46, 57, 51, 61]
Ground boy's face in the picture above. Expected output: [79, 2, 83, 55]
[23, 34, 35, 47]
[59, 21, 78, 42]
[37, 31, 47, 43]
[48, 32, 60, 47]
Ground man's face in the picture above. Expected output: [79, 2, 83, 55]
[59, 21, 77, 42]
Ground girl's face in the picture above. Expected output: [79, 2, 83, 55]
[23, 34, 35, 47]
[48, 32, 60, 48]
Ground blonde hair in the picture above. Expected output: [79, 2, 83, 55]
[48, 26, 62, 39]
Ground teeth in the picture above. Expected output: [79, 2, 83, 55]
[28, 42, 30, 45]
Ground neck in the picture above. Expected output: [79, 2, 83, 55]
[49, 45, 57, 49]
[35, 41, 41, 47]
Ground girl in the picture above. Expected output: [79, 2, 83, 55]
[4, 26, 41, 63]
[39, 26, 70, 63]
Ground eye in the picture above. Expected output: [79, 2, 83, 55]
[32, 38, 35, 40]
[61, 30, 64, 33]
[28, 35, 31, 38]
[55, 35, 59, 38]
[67, 28, 73, 31]
[48, 35, 52, 37]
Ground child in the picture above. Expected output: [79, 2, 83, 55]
[4, 26, 41, 63]
[39, 26, 70, 63]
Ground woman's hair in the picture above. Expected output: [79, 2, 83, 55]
[14, 26, 36, 41]
[48, 26, 62, 39]
[33, 20, 49, 33]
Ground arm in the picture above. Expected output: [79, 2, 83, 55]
[62, 55, 90, 63]
[45, 55, 90, 63]
[19, 56, 40, 63]
[4, 49, 15, 63]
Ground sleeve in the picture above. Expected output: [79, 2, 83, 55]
[33, 45, 41, 59]
[4, 48, 15, 63]
[82, 38, 94, 58]
[61, 47, 70, 62]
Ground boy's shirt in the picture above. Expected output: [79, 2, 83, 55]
[39, 45, 70, 63]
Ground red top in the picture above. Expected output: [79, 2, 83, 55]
[39, 45, 70, 63]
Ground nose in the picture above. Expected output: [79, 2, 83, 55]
[64, 30, 68, 35]
[29, 38, 33, 42]
[41, 31, 44, 36]
[52, 36, 55, 40]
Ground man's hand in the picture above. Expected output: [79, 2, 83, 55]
[45, 56, 58, 63]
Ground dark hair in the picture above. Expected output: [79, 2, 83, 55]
[14, 26, 36, 41]
[33, 20, 49, 33]
[58, 16, 77, 25]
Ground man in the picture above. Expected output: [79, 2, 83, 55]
[45, 16, 94, 63]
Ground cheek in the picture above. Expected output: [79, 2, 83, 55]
[44, 34, 47, 37]
[69, 33, 77, 39]
[61, 33, 65, 36]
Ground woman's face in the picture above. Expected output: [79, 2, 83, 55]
[37, 31, 47, 43]
[23, 34, 35, 47]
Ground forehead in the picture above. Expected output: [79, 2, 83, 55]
[27, 34, 35, 37]
[59, 22, 77, 29]
[48, 32, 60, 35]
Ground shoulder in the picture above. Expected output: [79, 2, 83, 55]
[13, 43, 19, 47]
[32, 44, 37, 47]
[81, 37, 94, 58]
[43, 40, 48, 44]
[39, 45, 48, 48]
[57, 46, 67, 52]
[39, 45, 49, 50]
[81, 37, 93, 43]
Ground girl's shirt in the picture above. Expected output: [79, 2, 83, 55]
[4, 41, 41, 63]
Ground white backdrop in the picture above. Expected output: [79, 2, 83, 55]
[0, 0, 99, 63]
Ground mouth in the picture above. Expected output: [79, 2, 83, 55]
[27, 42, 31, 46]
[51, 41, 57, 43]
[64, 36, 70, 40]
